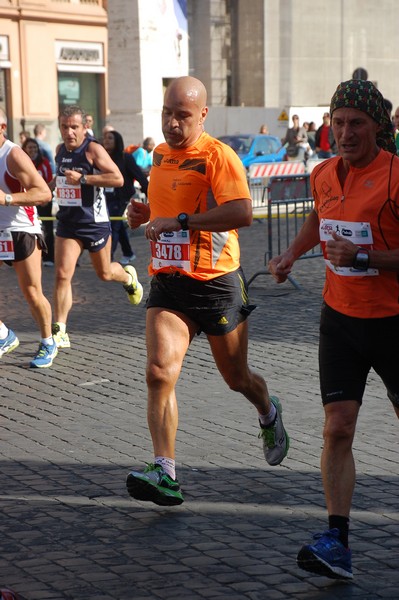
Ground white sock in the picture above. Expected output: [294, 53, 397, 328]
[42, 336, 54, 346]
[0, 323, 8, 339]
[258, 401, 277, 427]
[55, 322, 66, 333]
[154, 456, 176, 480]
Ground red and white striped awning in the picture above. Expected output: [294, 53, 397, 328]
[249, 161, 305, 179]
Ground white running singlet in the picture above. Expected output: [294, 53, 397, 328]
[0, 139, 42, 233]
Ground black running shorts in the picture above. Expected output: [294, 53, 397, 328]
[147, 267, 256, 336]
[319, 302, 399, 407]
[3, 231, 46, 265]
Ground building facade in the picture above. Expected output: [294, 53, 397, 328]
[187, 0, 399, 137]
[107, 0, 188, 147]
[0, 0, 108, 148]
[1, 0, 399, 150]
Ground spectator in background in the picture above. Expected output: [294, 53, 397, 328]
[85, 114, 94, 137]
[281, 114, 308, 161]
[19, 130, 31, 146]
[307, 121, 317, 152]
[302, 122, 314, 159]
[132, 137, 155, 174]
[103, 129, 149, 264]
[22, 138, 54, 266]
[315, 112, 336, 159]
[259, 124, 269, 134]
[102, 124, 115, 141]
[34, 123, 56, 174]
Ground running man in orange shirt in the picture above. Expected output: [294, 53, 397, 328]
[270, 79, 399, 581]
[126, 76, 290, 507]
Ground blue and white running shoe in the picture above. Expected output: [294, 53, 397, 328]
[0, 329, 20, 358]
[30, 340, 58, 369]
[297, 528, 353, 580]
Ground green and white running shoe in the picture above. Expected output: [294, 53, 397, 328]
[259, 396, 290, 466]
[126, 463, 184, 506]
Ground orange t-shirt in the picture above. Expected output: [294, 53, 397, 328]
[312, 149, 399, 318]
[147, 132, 251, 280]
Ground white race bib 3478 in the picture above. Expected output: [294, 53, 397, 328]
[150, 230, 191, 271]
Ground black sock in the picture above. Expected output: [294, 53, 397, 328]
[328, 515, 349, 548]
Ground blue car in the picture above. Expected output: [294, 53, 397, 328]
[218, 134, 287, 169]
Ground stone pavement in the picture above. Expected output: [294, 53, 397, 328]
[0, 221, 398, 600]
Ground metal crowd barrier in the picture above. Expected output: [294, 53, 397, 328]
[248, 173, 323, 289]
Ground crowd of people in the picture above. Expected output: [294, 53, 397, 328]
[280, 113, 336, 161]
[1, 75, 399, 585]
[279, 103, 399, 164]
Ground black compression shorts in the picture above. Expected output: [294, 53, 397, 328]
[147, 267, 256, 336]
[319, 302, 399, 407]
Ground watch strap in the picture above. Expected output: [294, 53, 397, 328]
[177, 213, 189, 230]
[352, 248, 370, 271]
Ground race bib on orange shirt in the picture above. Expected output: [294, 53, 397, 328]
[55, 176, 82, 207]
[0, 230, 14, 260]
[320, 218, 378, 276]
[150, 230, 191, 271]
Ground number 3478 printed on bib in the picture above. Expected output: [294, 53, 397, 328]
[150, 231, 191, 271]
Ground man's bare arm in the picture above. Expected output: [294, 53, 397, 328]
[0, 146, 51, 206]
[146, 198, 253, 240]
[64, 142, 124, 188]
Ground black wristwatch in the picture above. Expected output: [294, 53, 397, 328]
[177, 212, 189, 230]
[352, 248, 370, 271]
[80, 174, 87, 185]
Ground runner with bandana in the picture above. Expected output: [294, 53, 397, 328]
[269, 79, 399, 580]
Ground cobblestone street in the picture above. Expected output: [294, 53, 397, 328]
[0, 221, 398, 599]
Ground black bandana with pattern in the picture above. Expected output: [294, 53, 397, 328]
[330, 79, 396, 155]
